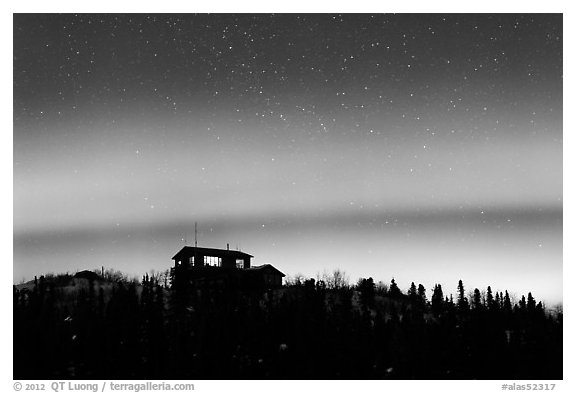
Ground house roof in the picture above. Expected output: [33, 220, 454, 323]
[74, 270, 101, 281]
[172, 246, 253, 260]
[249, 264, 286, 277]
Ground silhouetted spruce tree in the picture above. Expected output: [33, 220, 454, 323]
[431, 284, 444, 315]
[417, 284, 427, 306]
[446, 294, 456, 313]
[408, 282, 418, 301]
[527, 292, 536, 313]
[457, 280, 469, 311]
[494, 291, 501, 311]
[389, 278, 402, 298]
[486, 286, 494, 310]
[472, 288, 483, 310]
[503, 290, 512, 313]
[518, 295, 527, 312]
[141, 273, 151, 306]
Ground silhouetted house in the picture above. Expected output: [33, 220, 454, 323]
[171, 246, 285, 289]
[173, 246, 253, 269]
[248, 264, 284, 288]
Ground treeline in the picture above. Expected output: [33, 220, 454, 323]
[13, 270, 562, 379]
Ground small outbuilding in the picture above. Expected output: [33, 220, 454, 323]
[247, 264, 285, 288]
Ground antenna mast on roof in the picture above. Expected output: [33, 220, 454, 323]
[195, 222, 198, 247]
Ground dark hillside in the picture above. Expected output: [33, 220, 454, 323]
[13, 272, 562, 379]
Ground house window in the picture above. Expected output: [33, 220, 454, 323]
[236, 259, 244, 269]
[204, 256, 221, 267]
[189, 256, 194, 264]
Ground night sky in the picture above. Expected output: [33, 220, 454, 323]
[13, 14, 563, 304]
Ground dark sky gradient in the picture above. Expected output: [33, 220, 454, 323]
[13, 14, 562, 304]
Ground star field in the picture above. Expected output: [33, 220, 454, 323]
[15, 15, 561, 131]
